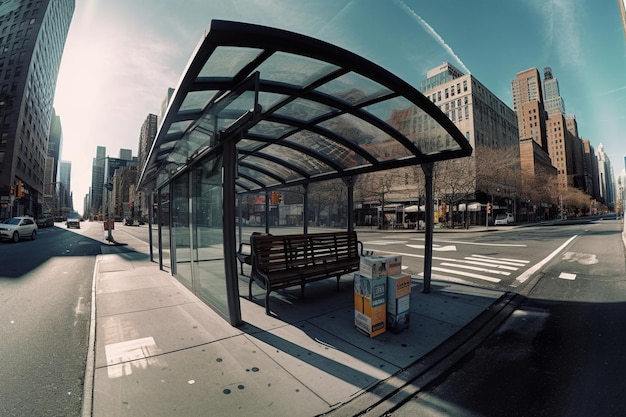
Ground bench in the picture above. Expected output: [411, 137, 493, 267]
[236, 232, 267, 276]
[249, 231, 362, 315]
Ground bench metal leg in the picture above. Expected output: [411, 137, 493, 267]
[265, 289, 271, 315]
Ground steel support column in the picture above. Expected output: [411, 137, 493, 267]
[422, 162, 434, 294]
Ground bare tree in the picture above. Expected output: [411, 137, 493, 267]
[434, 157, 476, 228]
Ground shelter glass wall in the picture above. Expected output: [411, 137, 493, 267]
[159, 187, 171, 271]
[161, 154, 230, 321]
[172, 174, 192, 288]
[193, 156, 228, 317]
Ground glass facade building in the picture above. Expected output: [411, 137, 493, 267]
[0, 0, 75, 219]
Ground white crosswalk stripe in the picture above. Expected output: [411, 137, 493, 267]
[432, 253, 530, 284]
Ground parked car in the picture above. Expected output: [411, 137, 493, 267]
[66, 213, 81, 229]
[0, 216, 37, 242]
[36, 213, 54, 228]
[494, 212, 515, 225]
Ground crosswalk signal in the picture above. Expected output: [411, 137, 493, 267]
[271, 191, 279, 204]
[486, 202, 491, 214]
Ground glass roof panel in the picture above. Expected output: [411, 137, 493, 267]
[260, 144, 330, 177]
[180, 90, 218, 112]
[237, 137, 268, 152]
[364, 97, 462, 154]
[241, 155, 300, 184]
[198, 46, 263, 78]
[247, 120, 298, 139]
[317, 113, 413, 161]
[273, 98, 339, 123]
[235, 176, 258, 190]
[256, 51, 340, 88]
[258, 91, 288, 114]
[315, 72, 393, 105]
[238, 164, 285, 186]
[167, 120, 193, 136]
[284, 130, 365, 169]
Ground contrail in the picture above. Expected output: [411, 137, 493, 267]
[393, 0, 471, 74]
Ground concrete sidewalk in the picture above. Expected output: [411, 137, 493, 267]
[83, 243, 515, 417]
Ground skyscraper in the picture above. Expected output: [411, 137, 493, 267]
[0, 0, 75, 218]
[511, 68, 548, 149]
[542, 67, 566, 116]
[59, 160, 71, 214]
[90, 145, 106, 217]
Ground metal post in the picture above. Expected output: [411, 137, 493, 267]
[223, 136, 242, 326]
[344, 177, 354, 233]
[303, 184, 309, 234]
[422, 162, 434, 294]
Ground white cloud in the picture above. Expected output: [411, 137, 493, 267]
[392, 0, 471, 75]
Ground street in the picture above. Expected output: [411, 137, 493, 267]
[0, 222, 99, 417]
[1, 218, 624, 416]
[386, 218, 626, 417]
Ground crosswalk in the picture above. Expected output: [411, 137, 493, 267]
[431, 254, 531, 285]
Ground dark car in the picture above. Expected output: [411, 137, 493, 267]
[36, 213, 54, 228]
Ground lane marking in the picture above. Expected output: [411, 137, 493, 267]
[559, 272, 577, 280]
[464, 257, 526, 268]
[461, 259, 519, 271]
[406, 244, 457, 252]
[432, 266, 502, 283]
[440, 262, 511, 276]
[408, 238, 527, 247]
[469, 254, 530, 264]
[515, 235, 578, 284]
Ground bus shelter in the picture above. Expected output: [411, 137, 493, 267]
[138, 20, 472, 326]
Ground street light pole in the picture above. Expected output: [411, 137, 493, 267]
[104, 181, 113, 242]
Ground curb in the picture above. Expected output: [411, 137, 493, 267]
[81, 255, 99, 417]
[318, 291, 524, 417]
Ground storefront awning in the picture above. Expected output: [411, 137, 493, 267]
[138, 20, 472, 193]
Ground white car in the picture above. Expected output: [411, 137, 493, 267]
[66, 214, 81, 229]
[494, 213, 514, 225]
[0, 216, 38, 242]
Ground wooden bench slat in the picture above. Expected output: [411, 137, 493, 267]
[249, 231, 361, 315]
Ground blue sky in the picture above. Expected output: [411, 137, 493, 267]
[54, 0, 626, 204]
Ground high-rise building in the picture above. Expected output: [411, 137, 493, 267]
[597, 144, 615, 209]
[0, 0, 75, 218]
[583, 139, 601, 201]
[59, 160, 72, 214]
[542, 67, 566, 116]
[119, 148, 132, 161]
[137, 113, 157, 222]
[90, 146, 106, 217]
[511, 68, 548, 150]
[419, 62, 520, 204]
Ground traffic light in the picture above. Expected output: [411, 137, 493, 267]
[486, 202, 491, 214]
[270, 191, 282, 204]
[16, 181, 23, 198]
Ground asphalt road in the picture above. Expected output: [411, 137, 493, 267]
[387, 219, 626, 417]
[0, 223, 100, 417]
